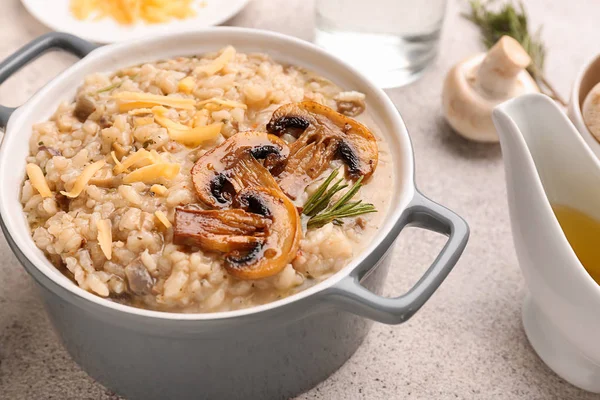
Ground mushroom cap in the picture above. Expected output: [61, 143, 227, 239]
[191, 130, 289, 208]
[266, 101, 378, 199]
[582, 82, 600, 142]
[442, 53, 539, 143]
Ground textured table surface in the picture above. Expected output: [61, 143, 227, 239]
[1, 0, 600, 399]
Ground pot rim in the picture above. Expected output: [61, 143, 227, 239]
[0, 27, 416, 321]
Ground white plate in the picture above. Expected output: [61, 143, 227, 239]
[20, 0, 250, 44]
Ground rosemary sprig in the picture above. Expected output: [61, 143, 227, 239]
[463, 0, 566, 106]
[95, 81, 122, 94]
[303, 169, 377, 229]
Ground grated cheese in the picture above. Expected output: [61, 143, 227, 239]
[128, 108, 154, 115]
[96, 219, 112, 260]
[193, 46, 236, 76]
[70, 0, 198, 26]
[178, 76, 196, 94]
[154, 210, 172, 228]
[123, 163, 180, 184]
[114, 149, 155, 174]
[150, 184, 168, 196]
[153, 106, 222, 147]
[110, 151, 124, 170]
[196, 97, 248, 110]
[25, 163, 52, 198]
[60, 160, 106, 198]
[112, 142, 127, 158]
[113, 92, 196, 112]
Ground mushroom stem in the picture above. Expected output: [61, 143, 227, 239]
[477, 35, 531, 98]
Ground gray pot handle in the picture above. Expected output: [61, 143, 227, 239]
[325, 191, 469, 324]
[0, 32, 98, 129]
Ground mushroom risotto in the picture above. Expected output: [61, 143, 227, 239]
[20, 46, 393, 312]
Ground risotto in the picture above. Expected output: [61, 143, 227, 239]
[20, 46, 393, 312]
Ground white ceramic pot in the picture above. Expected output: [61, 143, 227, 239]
[0, 29, 469, 400]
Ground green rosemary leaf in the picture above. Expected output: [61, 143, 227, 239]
[306, 204, 377, 230]
[329, 176, 364, 213]
[95, 81, 122, 94]
[303, 170, 377, 230]
[303, 169, 340, 215]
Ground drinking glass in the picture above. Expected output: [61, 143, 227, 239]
[314, 0, 448, 88]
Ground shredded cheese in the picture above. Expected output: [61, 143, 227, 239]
[155, 210, 172, 228]
[149, 150, 164, 163]
[123, 163, 180, 184]
[128, 108, 154, 115]
[193, 46, 236, 76]
[113, 92, 196, 112]
[96, 219, 112, 260]
[114, 149, 155, 174]
[112, 142, 127, 158]
[60, 160, 106, 198]
[25, 163, 52, 198]
[110, 151, 124, 170]
[150, 184, 168, 196]
[197, 97, 248, 110]
[178, 76, 196, 94]
[153, 106, 222, 147]
[70, 0, 198, 26]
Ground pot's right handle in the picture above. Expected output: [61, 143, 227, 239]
[325, 191, 469, 324]
[0, 32, 98, 130]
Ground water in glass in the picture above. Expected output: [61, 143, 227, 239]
[315, 0, 447, 88]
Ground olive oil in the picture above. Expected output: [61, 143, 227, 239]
[553, 205, 600, 285]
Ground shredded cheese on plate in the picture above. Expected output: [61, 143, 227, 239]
[70, 0, 199, 26]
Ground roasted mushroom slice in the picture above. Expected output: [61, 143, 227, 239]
[266, 101, 378, 199]
[173, 208, 270, 252]
[173, 187, 301, 280]
[191, 130, 289, 208]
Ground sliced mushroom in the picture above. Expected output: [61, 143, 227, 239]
[124, 257, 154, 295]
[173, 207, 269, 252]
[74, 94, 97, 122]
[191, 130, 289, 208]
[174, 187, 301, 280]
[266, 101, 378, 199]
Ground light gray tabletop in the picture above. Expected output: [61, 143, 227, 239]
[1, 0, 599, 399]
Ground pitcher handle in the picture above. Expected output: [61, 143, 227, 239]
[0, 32, 98, 129]
[325, 191, 469, 324]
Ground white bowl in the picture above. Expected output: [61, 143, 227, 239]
[568, 54, 600, 156]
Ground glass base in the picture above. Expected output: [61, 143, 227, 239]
[314, 28, 439, 88]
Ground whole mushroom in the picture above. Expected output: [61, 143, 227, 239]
[442, 35, 539, 143]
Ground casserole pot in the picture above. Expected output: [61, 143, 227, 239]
[0, 29, 469, 400]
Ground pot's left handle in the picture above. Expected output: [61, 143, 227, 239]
[0, 32, 98, 130]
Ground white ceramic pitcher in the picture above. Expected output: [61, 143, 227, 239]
[492, 93, 600, 393]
